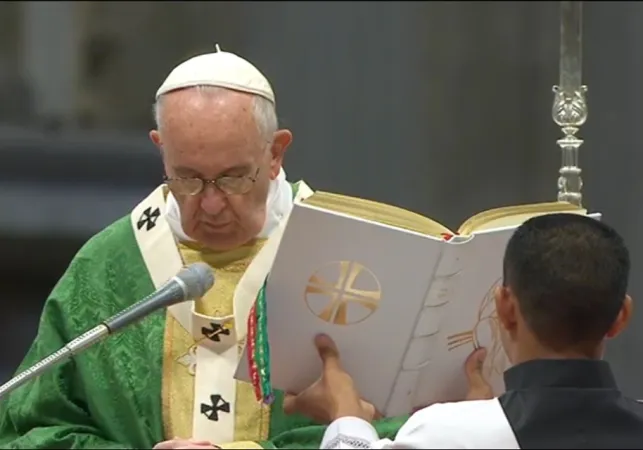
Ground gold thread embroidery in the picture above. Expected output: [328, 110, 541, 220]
[161, 240, 271, 442]
[162, 311, 197, 439]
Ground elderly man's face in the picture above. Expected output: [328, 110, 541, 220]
[150, 88, 291, 251]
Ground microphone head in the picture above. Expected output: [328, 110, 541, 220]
[176, 262, 215, 299]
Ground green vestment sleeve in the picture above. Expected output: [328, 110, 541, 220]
[0, 258, 129, 448]
[0, 218, 165, 449]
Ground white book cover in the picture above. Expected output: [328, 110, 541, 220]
[235, 201, 600, 417]
[237, 202, 445, 415]
[409, 227, 515, 410]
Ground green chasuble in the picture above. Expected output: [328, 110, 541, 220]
[0, 182, 408, 449]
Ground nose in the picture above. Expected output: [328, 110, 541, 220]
[199, 183, 227, 216]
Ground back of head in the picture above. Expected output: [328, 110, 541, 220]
[503, 213, 630, 352]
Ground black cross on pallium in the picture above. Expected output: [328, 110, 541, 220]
[202, 323, 231, 342]
[136, 207, 161, 231]
[201, 394, 230, 421]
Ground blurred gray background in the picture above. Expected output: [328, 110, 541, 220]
[2, 1, 642, 396]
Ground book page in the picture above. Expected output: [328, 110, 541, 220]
[304, 191, 453, 238]
[457, 202, 586, 235]
[235, 202, 446, 416]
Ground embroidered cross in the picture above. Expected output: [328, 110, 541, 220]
[200, 394, 230, 421]
[136, 207, 161, 231]
[202, 323, 231, 342]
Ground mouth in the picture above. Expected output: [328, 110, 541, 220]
[202, 220, 232, 231]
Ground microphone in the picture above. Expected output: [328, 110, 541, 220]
[0, 262, 214, 400]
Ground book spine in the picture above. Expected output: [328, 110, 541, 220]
[383, 244, 465, 417]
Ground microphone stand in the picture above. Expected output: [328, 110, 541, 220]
[0, 325, 109, 400]
[0, 261, 213, 401]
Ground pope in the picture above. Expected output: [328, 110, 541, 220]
[0, 47, 416, 449]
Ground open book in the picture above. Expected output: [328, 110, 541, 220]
[235, 192, 596, 417]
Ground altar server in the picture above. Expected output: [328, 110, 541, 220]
[286, 213, 643, 449]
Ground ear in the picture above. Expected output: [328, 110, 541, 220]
[268, 129, 293, 180]
[149, 129, 162, 150]
[495, 285, 518, 333]
[606, 294, 633, 339]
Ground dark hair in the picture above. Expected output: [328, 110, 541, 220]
[503, 213, 630, 351]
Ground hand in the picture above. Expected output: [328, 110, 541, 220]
[283, 334, 380, 424]
[153, 438, 219, 449]
[464, 347, 494, 400]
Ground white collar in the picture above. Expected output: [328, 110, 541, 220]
[165, 167, 293, 242]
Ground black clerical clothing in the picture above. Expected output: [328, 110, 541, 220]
[321, 359, 643, 449]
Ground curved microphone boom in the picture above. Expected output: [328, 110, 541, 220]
[0, 262, 214, 400]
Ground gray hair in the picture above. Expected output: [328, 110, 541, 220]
[152, 85, 278, 141]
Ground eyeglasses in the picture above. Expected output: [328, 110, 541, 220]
[164, 168, 260, 196]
